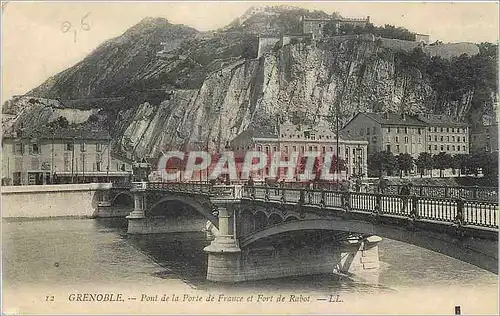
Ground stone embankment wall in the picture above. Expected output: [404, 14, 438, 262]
[1, 183, 111, 218]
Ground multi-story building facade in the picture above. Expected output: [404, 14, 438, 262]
[417, 114, 469, 155]
[230, 122, 368, 180]
[341, 112, 470, 160]
[2, 126, 133, 185]
[470, 124, 498, 153]
[341, 112, 427, 158]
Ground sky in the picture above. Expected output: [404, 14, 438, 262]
[2, 1, 499, 104]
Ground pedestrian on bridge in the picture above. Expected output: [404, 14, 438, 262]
[246, 176, 255, 196]
[378, 176, 387, 194]
[400, 182, 412, 213]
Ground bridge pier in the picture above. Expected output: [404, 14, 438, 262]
[337, 235, 382, 283]
[204, 205, 242, 282]
[126, 184, 147, 234]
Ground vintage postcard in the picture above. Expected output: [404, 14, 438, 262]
[1, 1, 499, 314]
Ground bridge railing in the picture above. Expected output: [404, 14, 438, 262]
[242, 187, 498, 229]
[374, 184, 498, 202]
[147, 182, 244, 200]
[252, 183, 497, 202]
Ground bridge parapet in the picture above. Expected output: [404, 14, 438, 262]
[242, 187, 499, 230]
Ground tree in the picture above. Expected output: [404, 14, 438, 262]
[368, 151, 396, 177]
[474, 151, 499, 178]
[415, 152, 433, 177]
[451, 154, 468, 176]
[396, 153, 414, 178]
[433, 152, 452, 177]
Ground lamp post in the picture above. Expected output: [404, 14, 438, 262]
[71, 137, 75, 183]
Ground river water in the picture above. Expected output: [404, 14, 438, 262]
[2, 217, 498, 315]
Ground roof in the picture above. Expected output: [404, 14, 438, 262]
[232, 129, 278, 142]
[361, 112, 428, 127]
[3, 125, 111, 141]
[416, 114, 468, 127]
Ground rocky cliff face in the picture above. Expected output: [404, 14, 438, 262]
[4, 6, 497, 160]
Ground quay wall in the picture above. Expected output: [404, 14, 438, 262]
[1, 183, 112, 219]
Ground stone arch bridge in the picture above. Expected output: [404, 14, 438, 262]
[104, 182, 498, 282]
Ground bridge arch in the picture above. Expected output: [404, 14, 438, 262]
[239, 218, 498, 274]
[111, 191, 134, 207]
[254, 211, 268, 230]
[146, 196, 218, 225]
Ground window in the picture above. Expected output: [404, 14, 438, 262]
[293, 146, 297, 152]
[273, 146, 277, 152]
[404, 136, 408, 143]
[14, 143, 23, 155]
[418, 128, 421, 134]
[434, 127, 437, 132]
[404, 127, 408, 134]
[359, 129, 364, 136]
[452, 128, 454, 133]
[258, 146, 262, 152]
[308, 146, 312, 151]
[457, 128, 460, 133]
[463, 146, 466, 151]
[314, 146, 318, 151]
[386, 145, 391, 152]
[373, 127, 376, 134]
[96, 143, 102, 152]
[428, 136, 431, 141]
[440, 127, 443, 132]
[428, 145, 432, 151]
[434, 145, 438, 150]
[428, 127, 431, 132]
[446, 128, 449, 132]
[80, 143, 86, 152]
[452, 136, 455, 142]
[447, 145, 449, 151]
[284, 146, 289, 154]
[452, 145, 455, 151]
[387, 127, 391, 133]
[396, 145, 400, 153]
[322, 146, 325, 153]
[66, 143, 74, 151]
[64, 153, 70, 172]
[395, 136, 399, 142]
[265, 146, 269, 154]
[418, 137, 421, 144]
[329, 147, 333, 151]
[367, 127, 370, 135]
[434, 135, 438, 141]
[463, 137, 466, 142]
[441, 145, 444, 151]
[396, 127, 400, 133]
[440, 136, 443, 141]
[31, 143, 40, 155]
[446, 136, 449, 142]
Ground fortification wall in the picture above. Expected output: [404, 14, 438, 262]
[258, 37, 281, 58]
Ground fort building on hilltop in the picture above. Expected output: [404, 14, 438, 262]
[300, 15, 371, 40]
